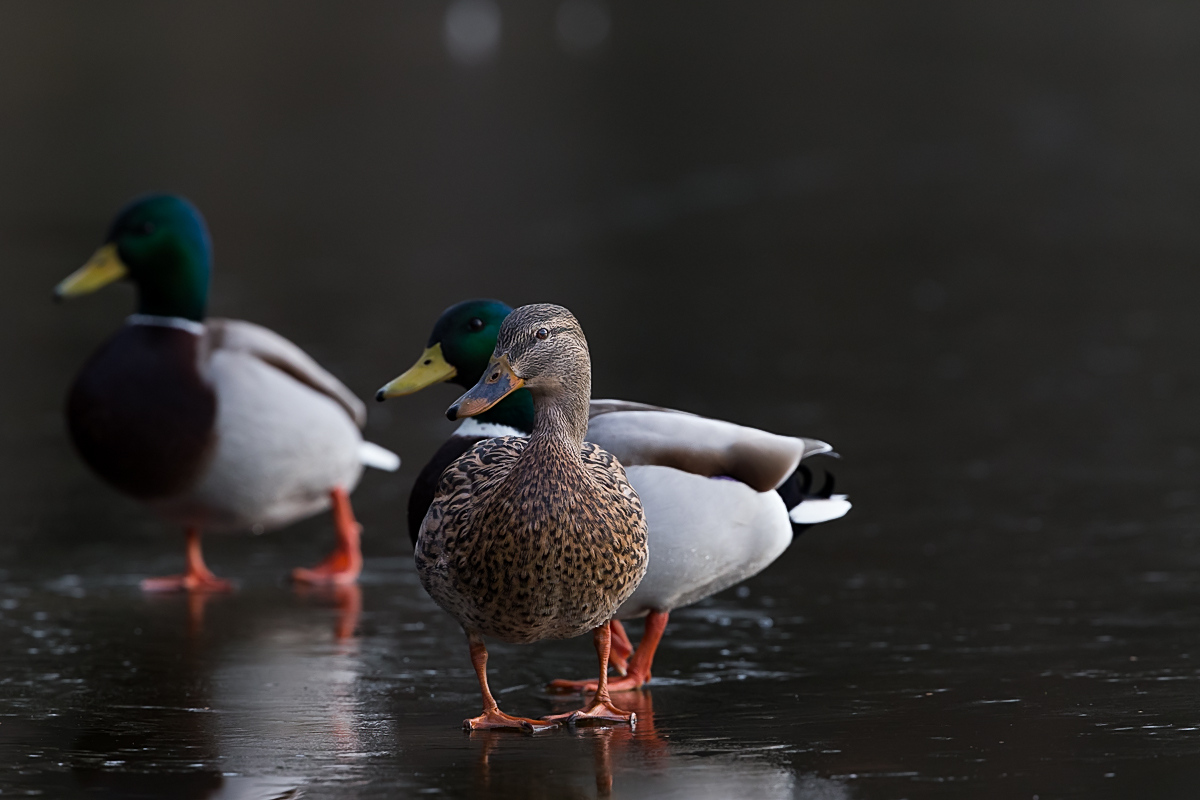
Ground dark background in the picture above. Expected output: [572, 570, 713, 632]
[2, 2, 1199, 798]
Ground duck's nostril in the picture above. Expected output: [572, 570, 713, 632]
[423, 359, 432, 366]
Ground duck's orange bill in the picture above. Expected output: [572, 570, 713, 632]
[447, 354, 524, 420]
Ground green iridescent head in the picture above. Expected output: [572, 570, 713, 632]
[377, 299, 535, 433]
[55, 194, 213, 322]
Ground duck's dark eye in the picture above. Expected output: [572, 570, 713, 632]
[468, 318, 484, 332]
[535, 328, 550, 340]
[139, 221, 156, 236]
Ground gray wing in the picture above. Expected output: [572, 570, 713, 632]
[588, 398, 692, 419]
[586, 401, 824, 492]
[205, 318, 366, 427]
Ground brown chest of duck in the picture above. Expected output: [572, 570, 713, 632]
[416, 303, 648, 731]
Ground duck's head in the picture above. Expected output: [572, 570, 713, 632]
[447, 303, 590, 424]
[376, 299, 536, 432]
[54, 194, 212, 322]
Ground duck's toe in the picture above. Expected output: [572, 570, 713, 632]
[465, 708, 560, 733]
[542, 697, 636, 726]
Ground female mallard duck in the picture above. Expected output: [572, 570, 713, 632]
[379, 299, 850, 692]
[55, 194, 399, 592]
[415, 303, 648, 731]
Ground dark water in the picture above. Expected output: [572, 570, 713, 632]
[4, 2, 1200, 797]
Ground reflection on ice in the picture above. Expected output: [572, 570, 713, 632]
[76, 772, 303, 800]
[211, 586, 369, 778]
[440, 692, 849, 799]
[209, 776, 304, 800]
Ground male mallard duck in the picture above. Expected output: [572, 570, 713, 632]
[379, 299, 850, 691]
[55, 194, 399, 591]
[413, 303, 648, 730]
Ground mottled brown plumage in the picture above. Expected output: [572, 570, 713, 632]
[416, 303, 648, 730]
[418, 436, 646, 644]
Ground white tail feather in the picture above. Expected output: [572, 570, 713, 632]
[359, 441, 401, 471]
[800, 438, 835, 459]
[789, 495, 851, 525]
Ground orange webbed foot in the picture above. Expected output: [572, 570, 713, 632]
[547, 669, 649, 694]
[145, 527, 232, 592]
[550, 611, 667, 694]
[543, 696, 636, 727]
[465, 708, 560, 733]
[290, 551, 361, 586]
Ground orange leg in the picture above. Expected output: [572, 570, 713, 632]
[548, 610, 668, 693]
[543, 622, 636, 726]
[609, 619, 633, 676]
[464, 631, 559, 732]
[141, 527, 233, 593]
[292, 487, 363, 586]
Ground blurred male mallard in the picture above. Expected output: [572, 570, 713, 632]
[56, 194, 398, 591]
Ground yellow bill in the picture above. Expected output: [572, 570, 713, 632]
[376, 342, 458, 401]
[54, 243, 128, 300]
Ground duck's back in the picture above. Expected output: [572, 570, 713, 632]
[616, 465, 792, 617]
[417, 437, 648, 644]
[69, 319, 367, 532]
[68, 324, 217, 499]
[152, 319, 366, 532]
[160, 342, 364, 531]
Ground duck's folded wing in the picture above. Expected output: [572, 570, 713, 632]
[416, 437, 525, 557]
[586, 406, 816, 492]
[588, 398, 688, 418]
[204, 318, 367, 427]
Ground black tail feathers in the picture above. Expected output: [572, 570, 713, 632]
[775, 463, 839, 535]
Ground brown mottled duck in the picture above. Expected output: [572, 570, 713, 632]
[415, 303, 648, 731]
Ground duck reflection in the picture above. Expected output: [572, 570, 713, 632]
[463, 692, 841, 799]
[65, 584, 364, 795]
[471, 693, 663, 797]
[76, 769, 301, 800]
[68, 592, 303, 799]
[292, 582, 363, 642]
[152, 581, 361, 642]
[209, 584, 367, 768]
[181, 586, 226, 637]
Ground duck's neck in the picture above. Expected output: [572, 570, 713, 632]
[528, 377, 590, 455]
[132, 245, 211, 323]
